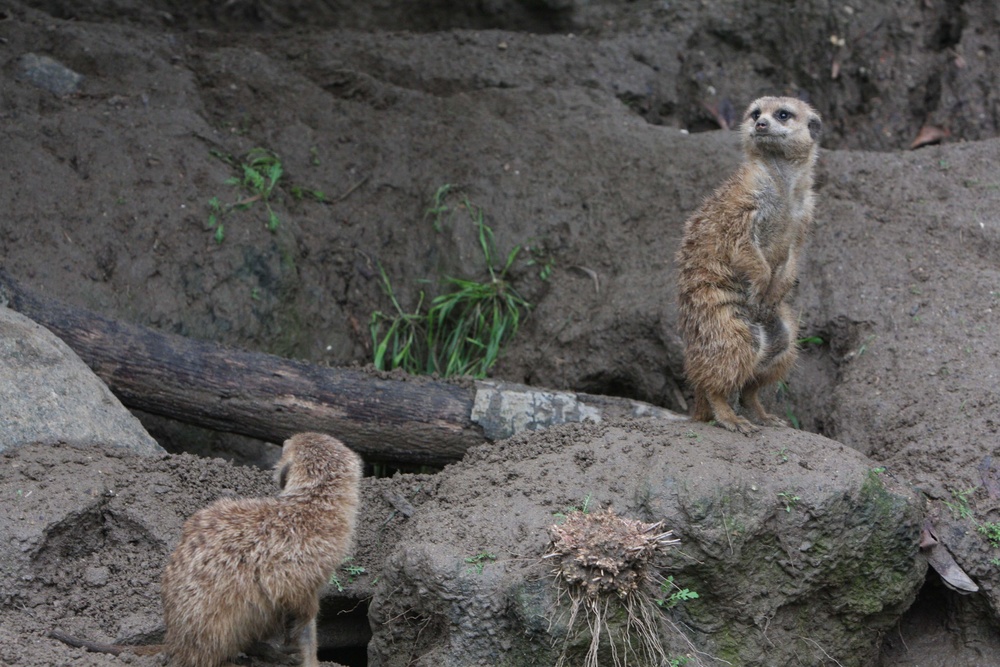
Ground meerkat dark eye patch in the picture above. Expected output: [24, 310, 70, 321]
[776, 109, 793, 121]
[750, 109, 761, 121]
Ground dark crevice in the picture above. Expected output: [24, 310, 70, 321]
[318, 596, 371, 667]
[575, 371, 645, 404]
[927, 0, 966, 51]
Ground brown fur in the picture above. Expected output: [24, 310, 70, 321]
[676, 96, 822, 435]
[50, 432, 362, 667]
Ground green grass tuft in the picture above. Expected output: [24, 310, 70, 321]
[371, 189, 532, 378]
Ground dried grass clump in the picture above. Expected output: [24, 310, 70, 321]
[544, 508, 683, 667]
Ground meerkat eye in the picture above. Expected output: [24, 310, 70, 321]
[776, 109, 793, 121]
[750, 109, 761, 121]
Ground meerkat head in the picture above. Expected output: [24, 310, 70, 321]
[275, 432, 363, 493]
[741, 96, 822, 161]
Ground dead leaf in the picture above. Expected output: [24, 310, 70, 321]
[910, 124, 950, 150]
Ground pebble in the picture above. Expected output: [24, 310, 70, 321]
[16, 53, 84, 95]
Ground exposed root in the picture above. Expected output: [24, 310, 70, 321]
[545, 508, 693, 667]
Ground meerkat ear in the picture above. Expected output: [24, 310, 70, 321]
[808, 115, 822, 141]
[277, 462, 291, 490]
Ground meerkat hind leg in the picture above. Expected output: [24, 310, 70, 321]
[703, 389, 759, 435]
[740, 385, 787, 428]
[691, 389, 713, 422]
[742, 307, 796, 427]
[293, 614, 320, 667]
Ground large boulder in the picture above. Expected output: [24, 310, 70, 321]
[0, 306, 162, 455]
[368, 420, 925, 667]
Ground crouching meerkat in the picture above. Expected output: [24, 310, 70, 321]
[50, 432, 362, 667]
[676, 96, 822, 435]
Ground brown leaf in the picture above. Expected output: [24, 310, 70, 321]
[910, 124, 950, 150]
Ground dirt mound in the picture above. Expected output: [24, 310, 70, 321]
[367, 420, 925, 667]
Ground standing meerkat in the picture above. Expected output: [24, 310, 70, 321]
[50, 432, 362, 667]
[676, 96, 822, 435]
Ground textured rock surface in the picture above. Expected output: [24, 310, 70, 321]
[0, 306, 162, 455]
[368, 420, 926, 667]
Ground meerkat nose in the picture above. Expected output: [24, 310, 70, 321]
[755, 118, 769, 131]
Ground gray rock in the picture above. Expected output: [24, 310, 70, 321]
[15, 54, 84, 96]
[368, 420, 926, 667]
[0, 306, 163, 455]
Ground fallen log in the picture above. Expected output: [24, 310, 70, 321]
[0, 270, 685, 466]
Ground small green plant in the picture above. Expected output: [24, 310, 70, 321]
[290, 185, 327, 202]
[778, 491, 801, 513]
[464, 552, 497, 575]
[978, 522, 1000, 548]
[553, 494, 593, 521]
[425, 183, 455, 232]
[774, 447, 789, 463]
[371, 188, 532, 378]
[524, 240, 555, 281]
[945, 487, 975, 520]
[235, 148, 283, 231]
[684, 430, 700, 440]
[856, 335, 876, 357]
[990, 557, 1000, 567]
[206, 147, 323, 242]
[328, 558, 367, 591]
[208, 196, 225, 243]
[797, 335, 824, 346]
[656, 576, 700, 609]
[343, 563, 367, 579]
[206, 148, 282, 240]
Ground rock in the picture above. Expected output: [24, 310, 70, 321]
[368, 420, 926, 666]
[83, 565, 110, 588]
[0, 306, 163, 456]
[15, 54, 84, 96]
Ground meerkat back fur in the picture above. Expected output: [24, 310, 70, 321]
[51, 432, 363, 666]
[676, 96, 822, 435]
[160, 431, 362, 667]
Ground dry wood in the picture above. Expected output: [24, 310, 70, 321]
[0, 270, 684, 466]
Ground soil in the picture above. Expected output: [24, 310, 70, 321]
[2, 0, 1000, 665]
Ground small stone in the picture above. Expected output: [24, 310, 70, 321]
[84, 565, 110, 587]
[15, 53, 84, 95]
